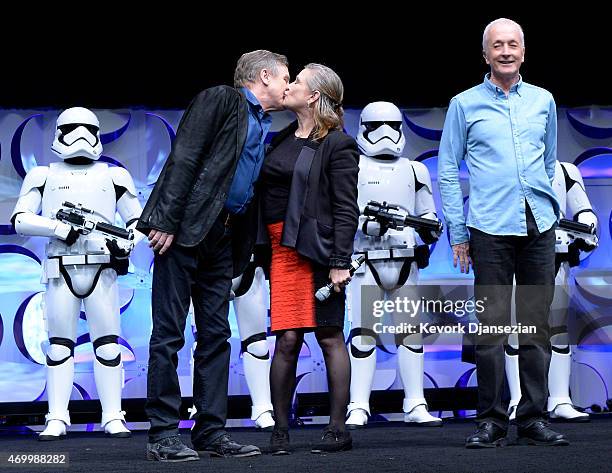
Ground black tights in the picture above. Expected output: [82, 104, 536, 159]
[270, 326, 350, 431]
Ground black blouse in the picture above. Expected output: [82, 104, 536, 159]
[255, 121, 360, 269]
[259, 135, 308, 223]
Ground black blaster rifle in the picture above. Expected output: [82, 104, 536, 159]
[56, 201, 134, 251]
[558, 218, 596, 241]
[363, 200, 443, 236]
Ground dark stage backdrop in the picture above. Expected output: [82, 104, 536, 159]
[1, 13, 611, 109]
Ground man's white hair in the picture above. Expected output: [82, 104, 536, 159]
[482, 18, 525, 50]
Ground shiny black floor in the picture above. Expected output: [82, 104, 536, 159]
[1, 417, 610, 473]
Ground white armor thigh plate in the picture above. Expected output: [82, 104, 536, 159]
[348, 266, 382, 326]
[550, 262, 571, 329]
[45, 277, 82, 340]
[43, 162, 117, 258]
[83, 268, 121, 338]
[356, 155, 418, 251]
[233, 267, 269, 340]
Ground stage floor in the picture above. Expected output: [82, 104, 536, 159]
[1, 417, 611, 473]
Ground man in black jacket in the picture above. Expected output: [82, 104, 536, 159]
[138, 50, 289, 462]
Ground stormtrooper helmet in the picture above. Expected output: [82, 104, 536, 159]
[356, 101, 405, 157]
[51, 107, 102, 161]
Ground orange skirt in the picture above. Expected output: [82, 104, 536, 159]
[267, 222, 317, 331]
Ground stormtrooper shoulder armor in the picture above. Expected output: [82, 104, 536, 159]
[560, 162, 586, 192]
[18, 166, 49, 196]
[11, 166, 49, 220]
[109, 166, 137, 197]
[410, 161, 433, 194]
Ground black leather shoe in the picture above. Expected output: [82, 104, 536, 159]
[517, 421, 569, 446]
[146, 436, 199, 462]
[196, 433, 261, 458]
[465, 422, 507, 449]
[311, 427, 352, 453]
[269, 428, 291, 455]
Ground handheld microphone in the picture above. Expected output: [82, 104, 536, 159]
[315, 255, 366, 302]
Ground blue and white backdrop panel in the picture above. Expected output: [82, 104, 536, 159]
[0, 106, 610, 413]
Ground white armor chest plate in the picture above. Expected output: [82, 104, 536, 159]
[356, 156, 417, 251]
[43, 162, 117, 257]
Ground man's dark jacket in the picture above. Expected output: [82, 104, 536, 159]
[137, 85, 256, 277]
[257, 121, 360, 269]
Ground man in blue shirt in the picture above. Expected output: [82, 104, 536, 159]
[225, 87, 273, 214]
[140, 50, 289, 462]
[438, 18, 568, 448]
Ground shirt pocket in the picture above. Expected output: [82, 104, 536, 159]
[527, 117, 547, 147]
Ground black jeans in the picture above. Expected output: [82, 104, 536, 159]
[469, 205, 555, 429]
[146, 212, 233, 445]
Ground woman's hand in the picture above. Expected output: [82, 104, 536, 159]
[329, 268, 351, 293]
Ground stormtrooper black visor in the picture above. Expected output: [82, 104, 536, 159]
[58, 123, 100, 146]
[362, 121, 402, 132]
[58, 123, 99, 135]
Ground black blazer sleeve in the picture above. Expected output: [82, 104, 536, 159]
[327, 133, 360, 268]
[138, 86, 230, 235]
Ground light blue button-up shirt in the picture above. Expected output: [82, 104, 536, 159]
[438, 74, 560, 245]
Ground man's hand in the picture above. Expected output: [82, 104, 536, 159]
[329, 268, 351, 293]
[452, 242, 472, 274]
[148, 229, 174, 255]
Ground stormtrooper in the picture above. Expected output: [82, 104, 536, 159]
[188, 253, 274, 430]
[231, 256, 275, 430]
[11, 107, 143, 440]
[505, 161, 598, 422]
[346, 102, 443, 428]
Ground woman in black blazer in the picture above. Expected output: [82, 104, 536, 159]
[257, 63, 359, 454]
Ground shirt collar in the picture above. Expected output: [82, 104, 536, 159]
[241, 87, 265, 114]
[483, 73, 523, 98]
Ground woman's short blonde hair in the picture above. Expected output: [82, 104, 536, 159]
[304, 63, 344, 141]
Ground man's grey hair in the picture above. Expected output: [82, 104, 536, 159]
[482, 18, 525, 50]
[234, 50, 288, 88]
